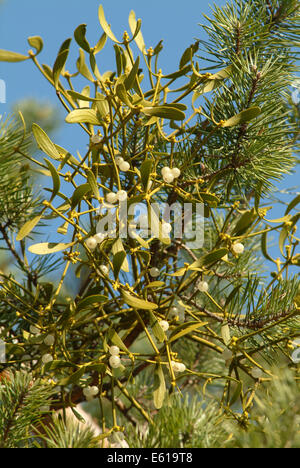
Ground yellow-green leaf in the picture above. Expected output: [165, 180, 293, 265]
[232, 209, 257, 236]
[65, 108, 100, 125]
[261, 231, 276, 263]
[0, 49, 29, 62]
[210, 65, 232, 80]
[221, 323, 231, 345]
[285, 194, 300, 215]
[74, 24, 90, 53]
[112, 239, 129, 272]
[124, 56, 140, 91]
[77, 294, 107, 311]
[115, 82, 133, 107]
[113, 251, 126, 279]
[140, 159, 152, 190]
[188, 248, 228, 270]
[32, 123, 61, 160]
[229, 381, 242, 407]
[128, 10, 146, 53]
[53, 38, 72, 88]
[149, 311, 166, 343]
[16, 215, 42, 241]
[67, 90, 103, 103]
[98, 5, 121, 43]
[121, 290, 158, 310]
[76, 48, 94, 82]
[142, 105, 185, 121]
[107, 329, 130, 354]
[86, 169, 99, 199]
[28, 242, 75, 255]
[27, 36, 43, 55]
[145, 281, 165, 289]
[44, 159, 60, 200]
[59, 367, 86, 386]
[169, 321, 207, 343]
[153, 363, 166, 409]
[221, 106, 261, 128]
[94, 32, 107, 54]
[71, 183, 91, 209]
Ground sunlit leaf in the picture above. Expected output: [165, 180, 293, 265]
[121, 290, 158, 310]
[221, 107, 261, 127]
[16, 216, 42, 241]
[32, 123, 61, 160]
[0, 49, 29, 62]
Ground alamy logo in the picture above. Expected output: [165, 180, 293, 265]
[0, 339, 6, 363]
[0, 79, 6, 104]
[95, 201, 204, 249]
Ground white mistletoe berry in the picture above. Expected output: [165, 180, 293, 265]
[119, 161, 130, 172]
[163, 172, 175, 184]
[106, 192, 118, 204]
[162, 222, 172, 234]
[161, 167, 171, 177]
[91, 134, 101, 144]
[109, 355, 121, 369]
[117, 190, 128, 202]
[94, 232, 106, 244]
[44, 335, 55, 347]
[221, 349, 233, 361]
[149, 267, 160, 278]
[85, 237, 97, 250]
[42, 354, 53, 364]
[198, 281, 209, 293]
[170, 306, 179, 317]
[115, 156, 124, 166]
[99, 265, 109, 276]
[251, 367, 263, 379]
[109, 345, 120, 356]
[171, 361, 185, 373]
[159, 320, 169, 332]
[88, 386, 99, 396]
[177, 362, 186, 372]
[232, 242, 244, 255]
[30, 325, 40, 335]
[171, 167, 181, 178]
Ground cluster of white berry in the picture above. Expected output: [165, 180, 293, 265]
[161, 167, 181, 183]
[83, 385, 99, 401]
[85, 232, 107, 251]
[115, 156, 130, 172]
[170, 361, 186, 373]
[109, 345, 122, 369]
[106, 190, 128, 204]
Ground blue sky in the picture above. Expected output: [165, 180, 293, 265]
[0, 0, 299, 270]
[0, 0, 227, 163]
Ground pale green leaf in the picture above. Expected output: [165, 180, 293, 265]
[32, 123, 61, 160]
[16, 216, 42, 241]
[65, 108, 100, 125]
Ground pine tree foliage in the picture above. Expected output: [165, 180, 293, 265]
[0, 0, 299, 448]
[0, 371, 54, 448]
[0, 371, 103, 448]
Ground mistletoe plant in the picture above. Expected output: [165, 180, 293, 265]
[0, 0, 299, 447]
